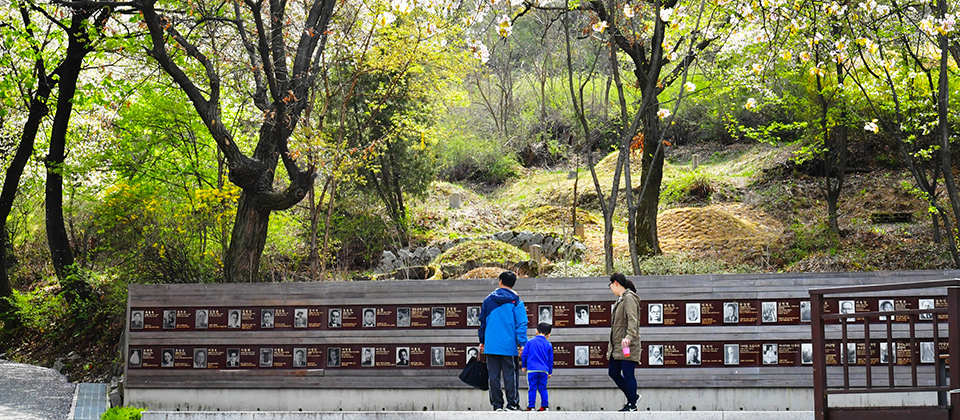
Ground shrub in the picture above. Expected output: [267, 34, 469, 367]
[661, 171, 723, 204]
[433, 240, 529, 266]
[434, 131, 518, 185]
[101, 406, 145, 420]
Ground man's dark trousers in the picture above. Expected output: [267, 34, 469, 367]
[487, 354, 519, 409]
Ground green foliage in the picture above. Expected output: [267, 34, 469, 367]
[661, 170, 724, 204]
[636, 254, 755, 275]
[783, 222, 840, 262]
[433, 240, 529, 266]
[8, 289, 69, 339]
[433, 127, 518, 184]
[315, 201, 393, 271]
[89, 181, 234, 284]
[101, 406, 145, 420]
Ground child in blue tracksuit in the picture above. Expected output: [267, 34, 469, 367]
[521, 322, 554, 411]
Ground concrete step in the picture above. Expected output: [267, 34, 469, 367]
[143, 411, 814, 420]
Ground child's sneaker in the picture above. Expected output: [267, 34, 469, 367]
[538, 407, 549, 411]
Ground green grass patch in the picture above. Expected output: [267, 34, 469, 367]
[101, 406, 145, 420]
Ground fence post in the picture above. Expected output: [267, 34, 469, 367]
[948, 286, 960, 420]
[812, 292, 828, 420]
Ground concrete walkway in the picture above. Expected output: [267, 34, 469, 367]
[143, 411, 814, 420]
[0, 360, 77, 420]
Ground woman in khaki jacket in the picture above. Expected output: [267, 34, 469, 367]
[607, 273, 642, 411]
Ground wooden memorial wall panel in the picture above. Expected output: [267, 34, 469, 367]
[126, 273, 960, 389]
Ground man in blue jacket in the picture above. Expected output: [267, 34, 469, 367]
[479, 271, 528, 411]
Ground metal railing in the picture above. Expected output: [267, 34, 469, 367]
[810, 279, 960, 420]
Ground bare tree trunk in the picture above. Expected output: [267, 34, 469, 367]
[0, 58, 56, 323]
[633, 102, 664, 256]
[224, 194, 271, 282]
[936, 3, 960, 230]
[45, 38, 83, 284]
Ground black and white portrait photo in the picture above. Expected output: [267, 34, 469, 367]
[260, 348, 274, 367]
[226, 348, 240, 367]
[397, 307, 411, 327]
[130, 311, 144, 329]
[195, 309, 208, 329]
[800, 301, 812, 323]
[723, 302, 739, 323]
[431, 347, 445, 367]
[574, 305, 590, 325]
[723, 344, 739, 365]
[840, 300, 856, 322]
[466, 306, 480, 327]
[686, 345, 701, 366]
[538, 305, 553, 325]
[293, 348, 307, 367]
[920, 342, 935, 363]
[843, 343, 856, 364]
[761, 302, 777, 323]
[879, 300, 894, 321]
[801, 343, 813, 365]
[685, 303, 701, 324]
[396, 347, 410, 367]
[574, 346, 589, 366]
[163, 310, 176, 329]
[328, 309, 342, 328]
[194, 348, 208, 368]
[431, 307, 446, 327]
[294, 308, 308, 328]
[879, 342, 891, 364]
[327, 348, 341, 367]
[648, 345, 664, 366]
[362, 347, 375, 367]
[261, 309, 275, 329]
[128, 349, 142, 368]
[919, 299, 934, 320]
[362, 308, 376, 328]
[762, 343, 778, 365]
[466, 346, 480, 364]
[161, 348, 175, 368]
[228, 309, 241, 329]
[648, 304, 663, 324]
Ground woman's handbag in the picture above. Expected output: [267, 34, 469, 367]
[459, 356, 489, 390]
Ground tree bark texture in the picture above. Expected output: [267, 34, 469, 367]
[633, 103, 664, 256]
[0, 73, 54, 320]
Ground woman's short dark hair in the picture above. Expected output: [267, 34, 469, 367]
[609, 272, 637, 293]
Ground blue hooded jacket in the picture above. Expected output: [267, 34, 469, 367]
[478, 287, 528, 356]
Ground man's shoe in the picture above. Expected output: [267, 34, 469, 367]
[526, 407, 535, 411]
[506, 405, 522, 411]
[618, 403, 638, 412]
[538, 407, 549, 411]
[494, 407, 504, 412]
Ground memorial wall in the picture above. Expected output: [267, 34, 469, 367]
[125, 270, 958, 396]
[126, 296, 950, 373]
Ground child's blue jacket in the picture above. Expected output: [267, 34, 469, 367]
[521, 334, 554, 374]
[478, 287, 528, 356]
